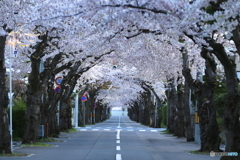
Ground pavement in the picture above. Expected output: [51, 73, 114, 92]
[3, 111, 225, 160]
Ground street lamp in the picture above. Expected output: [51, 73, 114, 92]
[8, 11, 18, 152]
[8, 42, 15, 153]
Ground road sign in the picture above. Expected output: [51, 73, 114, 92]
[81, 96, 87, 102]
[8, 92, 14, 99]
[55, 86, 60, 93]
[55, 77, 62, 85]
[13, 50, 18, 57]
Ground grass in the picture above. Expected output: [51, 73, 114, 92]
[61, 128, 78, 133]
[68, 128, 77, 132]
[189, 150, 210, 155]
[13, 137, 22, 141]
[21, 142, 53, 147]
[160, 129, 171, 134]
[0, 153, 29, 157]
[41, 137, 61, 142]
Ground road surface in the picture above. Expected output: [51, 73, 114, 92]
[3, 110, 220, 160]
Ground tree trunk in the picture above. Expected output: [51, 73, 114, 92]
[184, 83, 194, 141]
[166, 78, 178, 134]
[22, 33, 50, 143]
[59, 99, 72, 131]
[182, 47, 221, 151]
[48, 108, 59, 136]
[198, 84, 221, 152]
[176, 80, 185, 137]
[182, 51, 194, 141]
[22, 55, 42, 143]
[0, 35, 11, 153]
[23, 93, 41, 143]
[207, 39, 240, 159]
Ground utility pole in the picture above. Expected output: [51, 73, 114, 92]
[82, 101, 85, 126]
[74, 92, 79, 128]
[9, 44, 13, 153]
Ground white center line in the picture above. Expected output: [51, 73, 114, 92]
[116, 130, 120, 139]
[116, 140, 120, 143]
[116, 146, 121, 150]
[80, 129, 87, 131]
[117, 116, 121, 128]
[92, 129, 99, 131]
[127, 129, 134, 131]
[139, 130, 146, 132]
[116, 154, 122, 160]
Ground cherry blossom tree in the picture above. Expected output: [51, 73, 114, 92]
[1, 0, 240, 158]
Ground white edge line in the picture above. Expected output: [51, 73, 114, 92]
[26, 154, 35, 157]
[151, 130, 158, 132]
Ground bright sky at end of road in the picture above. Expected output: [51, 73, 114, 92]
[111, 107, 122, 110]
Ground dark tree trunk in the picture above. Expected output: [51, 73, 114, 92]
[207, 38, 240, 159]
[22, 55, 42, 143]
[0, 35, 11, 153]
[40, 53, 70, 136]
[176, 77, 185, 137]
[22, 33, 51, 143]
[182, 51, 194, 142]
[165, 77, 178, 134]
[182, 47, 221, 152]
[59, 99, 72, 131]
[128, 101, 140, 122]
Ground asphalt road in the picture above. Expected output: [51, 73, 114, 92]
[2, 110, 220, 160]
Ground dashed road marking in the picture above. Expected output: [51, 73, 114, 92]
[116, 154, 122, 160]
[80, 129, 87, 131]
[104, 129, 110, 131]
[139, 130, 146, 132]
[116, 140, 120, 143]
[127, 129, 134, 131]
[92, 129, 99, 131]
[116, 146, 121, 150]
[116, 130, 120, 139]
[151, 130, 158, 132]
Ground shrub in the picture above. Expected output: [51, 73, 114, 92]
[12, 98, 26, 140]
[161, 105, 167, 127]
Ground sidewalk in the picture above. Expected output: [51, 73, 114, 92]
[149, 131, 223, 160]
